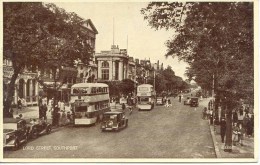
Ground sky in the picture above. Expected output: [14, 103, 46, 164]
[54, 2, 189, 79]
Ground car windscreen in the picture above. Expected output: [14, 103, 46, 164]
[103, 114, 117, 120]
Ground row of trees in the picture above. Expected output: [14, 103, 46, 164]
[107, 66, 189, 98]
[4, 2, 93, 117]
[141, 2, 253, 152]
[147, 66, 189, 94]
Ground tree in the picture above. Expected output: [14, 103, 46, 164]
[141, 2, 253, 152]
[141, 2, 253, 101]
[120, 79, 135, 96]
[3, 2, 93, 117]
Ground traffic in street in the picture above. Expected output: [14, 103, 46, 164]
[4, 95, 216, 158]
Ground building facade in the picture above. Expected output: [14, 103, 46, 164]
[95, 45, 131, 81]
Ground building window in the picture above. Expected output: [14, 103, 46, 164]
[101, 61, 109, 68]
[101, 69, 109, 80]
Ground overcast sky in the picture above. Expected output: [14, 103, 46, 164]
[54, 2, 189, 79]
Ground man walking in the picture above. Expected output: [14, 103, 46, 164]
[220, 117, 227, 143]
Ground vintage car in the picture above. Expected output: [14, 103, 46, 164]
[101, 112, 128, 132]
[3, 118, 29, 150]
[183, 97, 191, 105]
[190, 97, 199, 107]
[156, 97, 164, 105]
[27, 119, 52, 139]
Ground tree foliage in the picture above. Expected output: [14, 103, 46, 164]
[3, 2, 93, 116]
[141, 2, 253, 101]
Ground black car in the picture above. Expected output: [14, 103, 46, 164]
[101, 112, 128, 132]
[190, 97, 199, 107]
[3, 118, 29, 150]
[27, 119, 52, 139]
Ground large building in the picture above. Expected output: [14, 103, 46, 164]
[95, 44, 166, 85]
[95, 45, 132, 81]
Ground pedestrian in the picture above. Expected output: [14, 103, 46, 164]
[122, 103, 126, 112]
[237, 123, 245, 146]
[232, 110, 238, 124]
[60, 110, 67, 126]
[178, 95, 182, 103]
[9, 108, 14, 118]
[42, 103, 48, 120]
[52, 105, 60, 127]
[246, 115, 253, 137]
[202, 107, 207, 119]
[17, 97, 22, 112]
[129, 105, 133, 115]
[209, 109, 213, 125]
[238, 107, 244, 125]
[48, 98, 54, 112]
[60, 101, 65, 111]
[168, 99, 172, 107]
[232, 122, 239, 146]
[220, 117, 227, 143]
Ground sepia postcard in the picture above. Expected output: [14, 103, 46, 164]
[0, 0, 258, 163]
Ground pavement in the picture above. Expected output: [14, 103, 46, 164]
[200, 98, 254, 158]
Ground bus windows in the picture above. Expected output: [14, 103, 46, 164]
[81, 87, 89, 94]
[138, 87, 149, 92]
[72, 88, 79, 94]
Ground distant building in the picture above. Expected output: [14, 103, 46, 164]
[95, 45, 130, 81]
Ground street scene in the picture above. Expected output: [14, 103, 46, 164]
[2, 1, 255, 162]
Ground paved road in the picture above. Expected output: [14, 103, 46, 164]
[4, 96, 216, 158]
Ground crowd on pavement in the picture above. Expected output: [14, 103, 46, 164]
[201, 98, 254, 157]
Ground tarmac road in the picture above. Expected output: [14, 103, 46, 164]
[4, 96, 216, 158]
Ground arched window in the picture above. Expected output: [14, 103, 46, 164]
[101, 61, 109, 68]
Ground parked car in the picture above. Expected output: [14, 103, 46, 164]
[183, 97, 191, 105]
[101, 112, 128, 132]
[156, 97, 164, 105]
[3, 118, 29, 150]
[27, 118, 52, 139]
[190, 97, 199, 107]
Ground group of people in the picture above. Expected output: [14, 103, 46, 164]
[164, 97, 172, 107]
[204, 100, 254, 147]
[121, 103, 133, 115]
[38, 97, 70, 127]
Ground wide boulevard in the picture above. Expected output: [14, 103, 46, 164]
[4, 95, 216, 158]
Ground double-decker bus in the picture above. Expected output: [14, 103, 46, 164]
[136, 84, 155, 110]
[70, 83, 110, 125]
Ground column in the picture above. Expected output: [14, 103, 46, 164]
[109, 60, 113, 80]
[98, 60, 102, 79]
[23, 81, 27, 101]
[118, 61, 123, 81]
[14, 84, 18, 104]
[113, 61, 116, 80]
[36, 81, 39, 104]
[29, 80, 33, 103]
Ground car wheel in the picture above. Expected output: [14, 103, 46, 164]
[32, 129, 39, 139]
[46, 126, 52, 134]
[13, 140, 19, 151]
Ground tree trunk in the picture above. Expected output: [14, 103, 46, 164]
[224, 105, 233, 152]
[3, 70, 19, 118]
